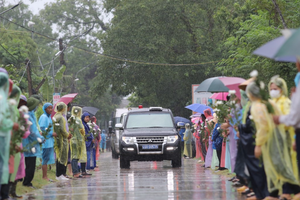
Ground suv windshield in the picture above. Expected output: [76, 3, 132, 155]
[126, 112, 174, 129]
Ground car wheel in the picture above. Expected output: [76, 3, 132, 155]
[120, 155, 130, 169]
[172, 152, 182, 168]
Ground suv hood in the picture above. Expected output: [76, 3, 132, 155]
[123, 127, 178, 137]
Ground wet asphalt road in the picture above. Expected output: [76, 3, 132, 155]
[24, 153, 246, 200]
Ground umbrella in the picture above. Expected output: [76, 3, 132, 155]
[174, 116, 192, 125]
[82, 106, 100, 116]
[195, 77, 229, 93]
[191, 117, 200, 124]
[51, 93, 78, 117]
[185, 103, 214, 114]
[210, 92, 229, 101]
[190, 112, 202, 118]
[253, 36, 296, 63]
[218, 77, 246, 99]
[275, 28, 300, 59]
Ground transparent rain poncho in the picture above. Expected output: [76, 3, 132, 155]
[9, 85, 22, 181]
[268, 76, 298, 180]
[69, 106, 85, 160]
[0, 71, 14, 184]
[53, 102, 69, 166]
[247, 82, 299, 194]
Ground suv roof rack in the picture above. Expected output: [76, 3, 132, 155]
[149, 107, 163, 111]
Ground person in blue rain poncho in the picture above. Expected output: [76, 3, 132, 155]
[22, 97, 44, 187]
[81, 112, 94, 170]
[0, 68, 14, 194]
[100, 130, 107, 152]
[39, 103, 56, 182]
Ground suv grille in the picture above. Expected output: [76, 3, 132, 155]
[136, 136, 164, 144]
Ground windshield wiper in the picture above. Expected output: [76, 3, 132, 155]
[148, 126, 164, 128]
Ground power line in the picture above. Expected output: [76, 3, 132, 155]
[0, 42, 19, 63]
[0, 15, 221, 66]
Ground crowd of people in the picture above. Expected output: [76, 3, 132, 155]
[181, 62, 300, 200]
[0, 67, 106, 200]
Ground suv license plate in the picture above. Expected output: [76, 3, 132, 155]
[142, 145, 158, 149]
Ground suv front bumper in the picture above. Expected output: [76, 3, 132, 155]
[120, 140, 180, 161]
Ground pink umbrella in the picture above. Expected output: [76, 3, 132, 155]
[210, 92, 229, 101]
[191, 117, 200, 124]
[51, 93, 78, 117]
[218, 77, 246, 99]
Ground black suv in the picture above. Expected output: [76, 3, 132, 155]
[116, 107, 182, 169]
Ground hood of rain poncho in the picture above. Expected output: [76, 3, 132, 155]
[20, 95, 27, 102]
[27, 97, 40, 111]
[81, 112, 90, 134]
[55, 102, 67, 115]
[268, 75, 288, 97]
[204, 108, 213, 121]
[9, 85, 21, 122]
[246, 82, 261, 101]
[43, 103, 52, 117]
[91, 116, 97, 123]
[71, 106, 82, 118]
[0, 68, 7, 74]
[9, 85, 21, 105]
[0, 72, 14, 134]
[31, 94, 42, 103]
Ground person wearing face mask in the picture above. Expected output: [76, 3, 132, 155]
[269, 76, 298, 197]
[274, 61, 300, 181]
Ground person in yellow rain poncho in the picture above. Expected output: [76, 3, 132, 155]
[269, 76, 299, 200]
[246, 81, 300, 199]
[69, 106, 85, 178]
[183, 123, 192, 158]
[53, 102, 71, 181]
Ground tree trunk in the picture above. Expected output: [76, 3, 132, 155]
[271, 0, 287, 29]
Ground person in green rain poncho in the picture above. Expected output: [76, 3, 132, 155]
[69, 106, 85, 178]
[53, 102, 72, 181]
[0, 68, 14, 195]
[7, 85, 24, 198]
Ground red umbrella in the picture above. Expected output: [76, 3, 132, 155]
[210, 92, 229, 101]
[51, 93, 78, 117]
[218, 77, 246, 99]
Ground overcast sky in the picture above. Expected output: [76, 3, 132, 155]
[8, 0, 55, 15]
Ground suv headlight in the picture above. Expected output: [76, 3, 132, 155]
[122, 137, 136, 144]
[166, 135, 178, 144]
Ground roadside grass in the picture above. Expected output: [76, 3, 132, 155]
[16, 164, 57, 196]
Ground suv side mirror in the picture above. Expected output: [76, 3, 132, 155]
[115, 123, 124, 130]
[176, 122, 185, 128]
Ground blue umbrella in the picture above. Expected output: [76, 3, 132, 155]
[174, 116, 192, 125]
[253, 36, 297, 63]
[185, 103, 214, 114]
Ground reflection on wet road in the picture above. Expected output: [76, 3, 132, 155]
[24, 153, 245, 200]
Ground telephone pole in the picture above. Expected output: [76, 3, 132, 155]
[25, 58, 34, 96]
[59, 38, 66, 66]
